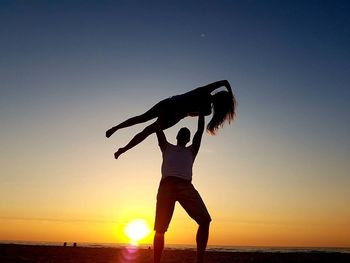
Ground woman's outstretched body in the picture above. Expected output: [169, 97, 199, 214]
[106, 80, 236, 159]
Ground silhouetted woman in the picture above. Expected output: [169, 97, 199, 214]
[106, 80, 236, 159]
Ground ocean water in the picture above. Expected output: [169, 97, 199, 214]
[1, 240, 349, 254]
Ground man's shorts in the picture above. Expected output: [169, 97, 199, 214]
[154, 176, 212, 233]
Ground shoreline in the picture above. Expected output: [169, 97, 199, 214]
[1, 241, 349, 253]
[1, 244, 350, 263]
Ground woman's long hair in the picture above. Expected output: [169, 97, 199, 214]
[207, 91, 236, 134]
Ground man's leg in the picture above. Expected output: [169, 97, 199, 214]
[178, 182, 212, 263]
[153, 232, 164, 263]
[196, 222, 210, 263]
[153, 178, 176, 263]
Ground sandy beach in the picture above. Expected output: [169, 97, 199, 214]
[1, 244, 349, 263]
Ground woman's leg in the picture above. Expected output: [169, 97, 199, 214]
[114, 115, 180, 159]
[106, 100, 165, 138]
[114, 121, 158, 159]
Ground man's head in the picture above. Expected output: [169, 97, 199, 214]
[176, 127, 191, 146]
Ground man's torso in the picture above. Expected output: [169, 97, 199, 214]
[161, 143, 194, 181]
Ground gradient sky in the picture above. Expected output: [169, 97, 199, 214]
[1, 0, 350, 247]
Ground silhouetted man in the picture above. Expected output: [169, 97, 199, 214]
[153, 114, 211, 263]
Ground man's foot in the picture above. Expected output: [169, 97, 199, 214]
[114, 148, 125, 159]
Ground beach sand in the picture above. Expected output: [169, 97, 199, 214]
[1, 244, 349, 263]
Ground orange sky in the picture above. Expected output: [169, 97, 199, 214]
[1, 116, 349, 247]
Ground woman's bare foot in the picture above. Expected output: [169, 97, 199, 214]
[106, 127, 118, 138]
[114, 148, 125, 159]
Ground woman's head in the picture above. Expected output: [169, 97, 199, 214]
[207, 91, 236, 135]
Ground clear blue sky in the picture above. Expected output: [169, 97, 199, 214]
[1, 0, 349, 246]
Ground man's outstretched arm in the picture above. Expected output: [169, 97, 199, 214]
[192, 114, 205, 159]
[156, 128, 167, 152]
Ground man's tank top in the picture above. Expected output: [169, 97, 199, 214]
[161, 143, 194, 181]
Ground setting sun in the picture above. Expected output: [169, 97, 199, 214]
[124, 219, 151, 245]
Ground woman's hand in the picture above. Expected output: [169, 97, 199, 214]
[224, 80, 233, 96]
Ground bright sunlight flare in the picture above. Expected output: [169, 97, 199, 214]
[124, 219, 151, 245]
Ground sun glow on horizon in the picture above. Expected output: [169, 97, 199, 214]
[124, 219, 151, 245]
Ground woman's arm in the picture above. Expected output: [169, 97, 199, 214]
[199, 80, 232, 94]
[224, 80, 233, 96]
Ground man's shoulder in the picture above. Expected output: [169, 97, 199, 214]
[186, 144, 197, 157]
[186, 144, 194, 150]
[161, 141, 172, 152]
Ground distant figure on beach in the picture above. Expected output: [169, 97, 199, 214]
[106, 80, 236, 159]
[153, 114, 211, 263]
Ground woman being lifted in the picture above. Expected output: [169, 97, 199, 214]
[106, 80, 236, 159]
